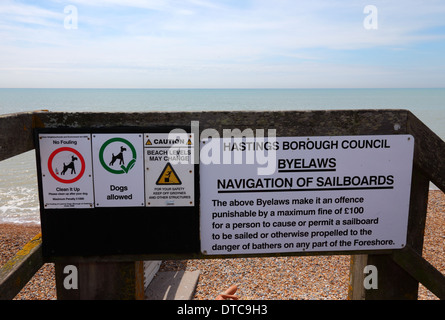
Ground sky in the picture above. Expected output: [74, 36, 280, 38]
[1, 0, 445, 88]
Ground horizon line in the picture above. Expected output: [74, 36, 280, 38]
[1, 87, 445, 90]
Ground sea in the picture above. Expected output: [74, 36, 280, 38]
[0, 88, 444, 225]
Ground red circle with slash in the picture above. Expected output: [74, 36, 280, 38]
[47, 147, 85, 184]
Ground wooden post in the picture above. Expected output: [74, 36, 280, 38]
[55, 261, 145, 300]
[348, 254, 367, 300]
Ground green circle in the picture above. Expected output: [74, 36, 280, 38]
[99, 137, 137, 174]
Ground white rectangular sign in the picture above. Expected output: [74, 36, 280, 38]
[144, 133, 195, 207]
[38, 134, 94, 209]
[200, 135, 414, 255]
[91, 133, 145, 207]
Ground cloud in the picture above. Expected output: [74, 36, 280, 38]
[0, 1, 63, 28]
[1, 0, 445, 87]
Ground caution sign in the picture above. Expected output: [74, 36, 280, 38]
[92, 134, 145, 207]
[145, 133, 195, 207]
[200, 135, 415, 256]
[38, 134, 94, 209]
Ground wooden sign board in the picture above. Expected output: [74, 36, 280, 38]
[35, 127, 415, 261]
[35, 127, 199, 261]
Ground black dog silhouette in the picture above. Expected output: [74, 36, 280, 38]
[109, 146, 127, 166]
[61, 155, 78, 175]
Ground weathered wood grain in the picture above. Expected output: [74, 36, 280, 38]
[0, 233, 43, 300]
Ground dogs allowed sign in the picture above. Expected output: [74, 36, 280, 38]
[91, 133, 145, 207]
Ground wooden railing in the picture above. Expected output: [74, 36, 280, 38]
[0, 109, 444, 300]
[0, 233, 43, 299]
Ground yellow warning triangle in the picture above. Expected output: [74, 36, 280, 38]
[146, 139, 152, 145]
[187, 139, 192, 145]
[156, 162, 182, 185]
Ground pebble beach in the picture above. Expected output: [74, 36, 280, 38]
[1, 190, 444, 300]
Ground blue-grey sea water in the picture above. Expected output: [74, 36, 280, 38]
[0, 88, 444, 224]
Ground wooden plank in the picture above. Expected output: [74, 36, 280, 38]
[36, 109, 413, 266]
[407, 112, 445, 192]
[348, 254, 368, 300]
[392, 247, 445, 300]
[0, 109, 413, 161]
[32, 110, 409, 137]
[0, 111, 47, 161]
[0, 233, 44, 300]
